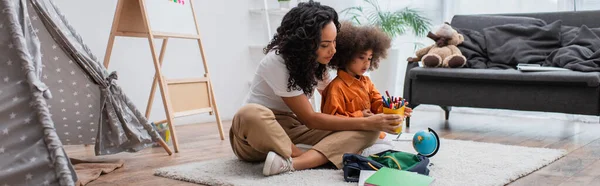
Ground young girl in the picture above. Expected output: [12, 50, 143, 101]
[321, 21, 412, 135]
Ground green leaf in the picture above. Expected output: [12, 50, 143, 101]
[366, 9, 380, 26]
[352, 16, 362, 25]
[364, 0, 381, 12]
[341, 0, 432, 38]
[340, 6, 363, 15]
[392, 7, 432, 37]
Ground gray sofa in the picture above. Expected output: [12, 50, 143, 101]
[403, 10, 600, 127]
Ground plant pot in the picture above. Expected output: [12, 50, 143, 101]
[279, 1, 290, 9]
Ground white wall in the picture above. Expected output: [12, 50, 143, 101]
[442, 0, 577, 22]
[53, 0, 252, 126]
[50, 0, 443, 125]
[576, 0, 600, 10]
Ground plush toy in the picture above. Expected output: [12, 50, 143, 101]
[407, 23, 466, 68]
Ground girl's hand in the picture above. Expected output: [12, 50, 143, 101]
[362, 109, 374, 117]
[365, 114, 403, 134]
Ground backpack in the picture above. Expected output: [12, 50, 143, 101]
[341, 150, 430, 182]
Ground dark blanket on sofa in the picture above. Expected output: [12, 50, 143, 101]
[456, 20, 600, 72]
[545, 25, 600, 72]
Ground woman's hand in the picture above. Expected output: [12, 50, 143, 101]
[362, 109, 374, 117]
[365, 114, 403, 134]
[403, 101, 413, 118]
[404, 107, 413, 117]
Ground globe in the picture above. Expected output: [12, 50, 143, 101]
[412, 128, 440, 157]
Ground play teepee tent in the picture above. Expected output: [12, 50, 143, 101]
[0, 0, 170, 185]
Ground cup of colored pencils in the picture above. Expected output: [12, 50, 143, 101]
[381, 91, 406, 134]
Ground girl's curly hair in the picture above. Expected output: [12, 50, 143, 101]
[328, 21, 391, 71]
[264, 0, 340, 97]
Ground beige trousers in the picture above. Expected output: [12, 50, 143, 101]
[229, 103, 379, 168]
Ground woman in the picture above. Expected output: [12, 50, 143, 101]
[230, 0, 410, 176]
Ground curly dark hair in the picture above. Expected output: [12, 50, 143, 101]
[328, 21, 391, 71]
[263, 0, 340, 97]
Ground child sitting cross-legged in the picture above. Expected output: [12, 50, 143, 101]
[320, 21, 413, 154]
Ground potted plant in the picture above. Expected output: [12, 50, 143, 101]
[340, 0, 432, 95]
[278, 0, 291, 9]
[341, 0, 431, 42]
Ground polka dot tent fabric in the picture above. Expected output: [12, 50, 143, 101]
[0, 0, 164, 185]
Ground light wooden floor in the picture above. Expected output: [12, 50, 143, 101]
[64, 108, 600, 186]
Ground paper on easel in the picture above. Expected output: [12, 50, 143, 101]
[358, 170, 377, 186]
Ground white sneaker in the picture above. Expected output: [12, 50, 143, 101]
[263, 151, 294, 176]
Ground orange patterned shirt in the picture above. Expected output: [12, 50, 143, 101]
[320, 70, 384, 117]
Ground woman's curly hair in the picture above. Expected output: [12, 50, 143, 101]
[328, 21, 391, 71]
[264, 0, 340, 97]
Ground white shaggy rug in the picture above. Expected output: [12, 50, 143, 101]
[154, 139, 566, 186]
[417, 105, 600, 124]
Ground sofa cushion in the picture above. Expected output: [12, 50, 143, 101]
[451, 15, 547, 33]
[408, 67, 600, 87]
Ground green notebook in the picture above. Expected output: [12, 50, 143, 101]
[364, 167, 434, 186]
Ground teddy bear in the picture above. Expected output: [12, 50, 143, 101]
[407, 23, 467, 68]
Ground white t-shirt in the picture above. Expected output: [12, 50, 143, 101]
[245, 51, 331, 112]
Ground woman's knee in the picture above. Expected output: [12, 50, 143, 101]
[233, 103, 275, 127]
[364, 131, 380, 141]
[353, 131, 380, 145]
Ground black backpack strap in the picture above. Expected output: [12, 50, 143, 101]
[342, 153, 385, 182]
